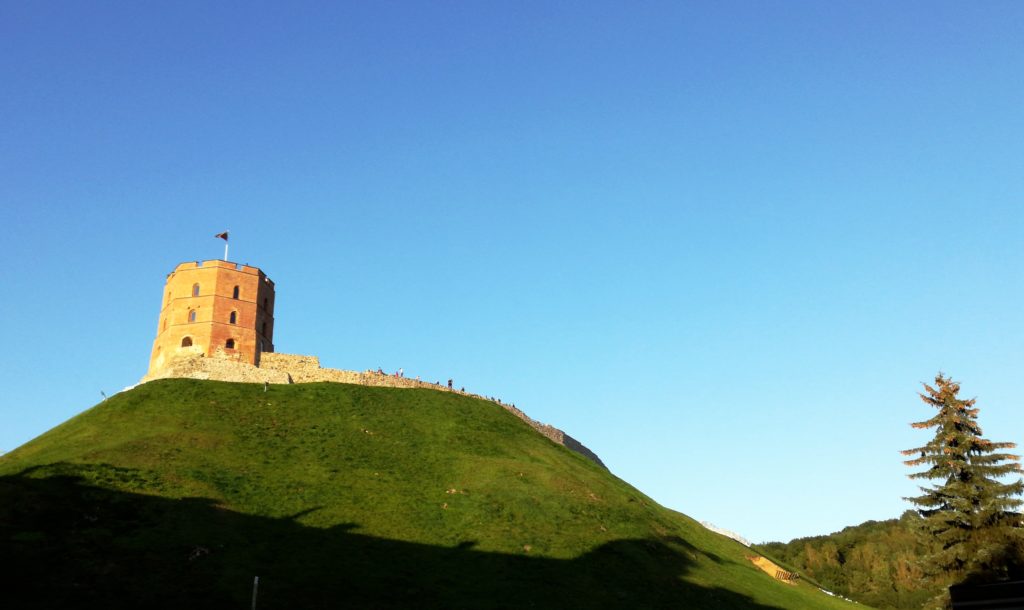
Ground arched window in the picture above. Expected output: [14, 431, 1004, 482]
[225, 339, 235, 349]
[229, 311, 237, 324]
[188, 310, 196, 323]
[192, 283, 200, 297]
[181, 337, 193, 347]
[232, 285, 240, 299]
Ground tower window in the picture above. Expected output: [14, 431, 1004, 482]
[261, 321, 267, 336]
[192, 283, 200, 297]
[163, 318, 168, 331]
[225, 339, 235, 349]
[188, 310, 196, 323]
[181, 337, 193, 347]
[232, 285, 239, 299]
[263, 297, 268, 310]
[229, 311, 237, 324]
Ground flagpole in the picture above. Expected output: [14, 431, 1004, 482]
[215, 230, 230, 261]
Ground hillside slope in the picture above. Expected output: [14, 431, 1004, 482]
[1, 379, 858, 609]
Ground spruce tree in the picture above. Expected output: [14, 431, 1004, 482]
[902, 373, 1023, 583]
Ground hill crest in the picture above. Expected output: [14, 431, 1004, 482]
[142, 351, 606, 467]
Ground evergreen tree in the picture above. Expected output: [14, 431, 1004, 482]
[902, 373, 1023, 584]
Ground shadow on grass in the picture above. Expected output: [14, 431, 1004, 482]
[1, 467, 783, 609]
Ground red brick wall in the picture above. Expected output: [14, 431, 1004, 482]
[148, 260, 275, 373]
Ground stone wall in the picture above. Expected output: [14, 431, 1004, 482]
[142, 352, 606, 468]
[498, 403, 606, 468]
[261, 353, 489, 392]
[257, 353, 321, 378]
[142, 353, 289, 385]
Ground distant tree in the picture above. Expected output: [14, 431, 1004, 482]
[902, 373, 1024, 585]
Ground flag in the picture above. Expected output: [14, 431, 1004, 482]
[215, 231, 229, 241]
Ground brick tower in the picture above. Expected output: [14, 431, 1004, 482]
[148, 260, 275, 374]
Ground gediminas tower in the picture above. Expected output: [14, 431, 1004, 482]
[148, 260, 275, 374]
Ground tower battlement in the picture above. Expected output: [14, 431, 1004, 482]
[148, 259, 276, 374]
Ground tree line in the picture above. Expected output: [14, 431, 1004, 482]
[757, 373, 1023, 609]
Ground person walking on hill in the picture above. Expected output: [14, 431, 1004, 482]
[447, 379, 453, 390]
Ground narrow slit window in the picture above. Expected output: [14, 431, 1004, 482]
[188, 310, 196, 323]
[263, 297, 268, 310]
[192, 283, 200, 297]
[232, 285, 239, 299]
[229, 311, 237, 324]
[261, 321, 267, 335]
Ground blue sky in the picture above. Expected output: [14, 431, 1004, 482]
[2, 1, 1022, 543]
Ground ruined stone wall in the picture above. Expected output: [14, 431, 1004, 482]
[141, 353, 290, 385]
[141, 352, 606, 468]
[257, 353, 321, 377]
[260, 354, 473, 391]
[497, 403, 606, 468]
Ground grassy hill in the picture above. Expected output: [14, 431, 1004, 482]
[1, 379, 860, 609]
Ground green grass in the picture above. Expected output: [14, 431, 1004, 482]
[1, 379, 862, 609]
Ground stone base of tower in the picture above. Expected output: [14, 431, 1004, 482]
[141, 353, 291, 385]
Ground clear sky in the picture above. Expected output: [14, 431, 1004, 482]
[2, 1, 1022, 543]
